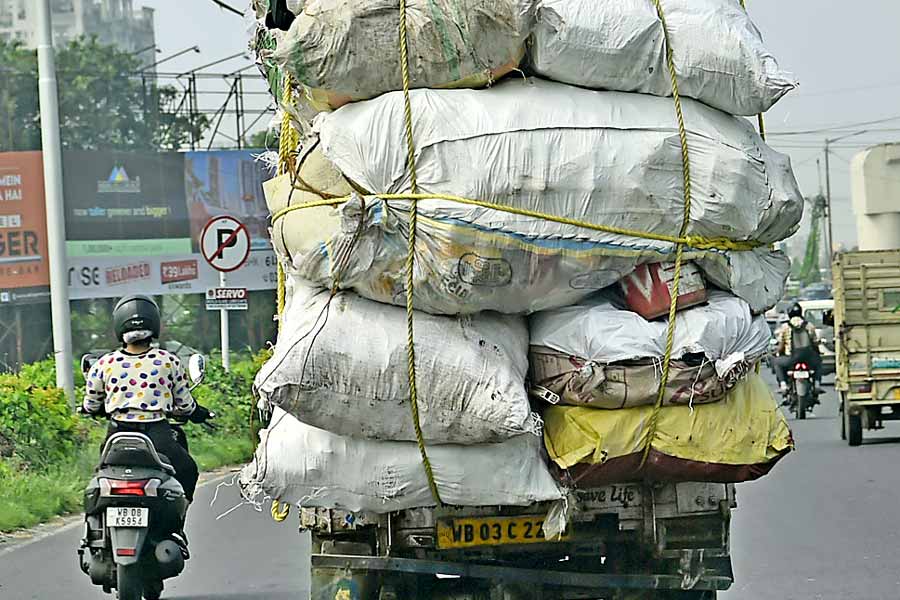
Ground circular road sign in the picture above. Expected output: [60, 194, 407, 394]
[200, 216, 251, 273]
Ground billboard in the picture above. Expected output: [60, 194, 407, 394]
[0, 150, 276, 304]
[66, 251, 278, 300]
[184, 151, 271, 251]
[63, 150, 192, 257]
[0, 152, 51, 304]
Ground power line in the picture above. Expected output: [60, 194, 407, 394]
[783, 80, 900, 100]
[766, 115, 900, 137]
[209, 0, 244, 16]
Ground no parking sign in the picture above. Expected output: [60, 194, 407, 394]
[199, 215, 250, 372]
[200, 216, 250, 273]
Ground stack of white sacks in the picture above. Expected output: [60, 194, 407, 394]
[242, 0, 801, 513]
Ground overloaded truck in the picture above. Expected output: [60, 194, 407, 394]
[243, 1, 800, 598]
[833, 250, 900, 446]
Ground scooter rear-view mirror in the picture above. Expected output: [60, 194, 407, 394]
[187, 354, 207, 387]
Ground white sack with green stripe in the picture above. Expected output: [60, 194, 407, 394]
[274, 78, 803, 315]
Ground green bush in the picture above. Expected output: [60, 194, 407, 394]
[0, 353, 265, 532]
[0, 363, 89, 469]
[190, 351, 268, 437]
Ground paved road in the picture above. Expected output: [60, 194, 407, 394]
[724, 375, 900, 600]
[0, 472, 310, 599]
[3, 377, 900, 600]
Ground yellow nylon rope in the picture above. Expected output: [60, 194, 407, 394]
[271, 500, 290, 522]
[276, 74, 299, 323]
[399, 0, 443, 506]
[269, 75, 302, 522]
[271, 194, 762, 252]
[641, 0, 694, 467]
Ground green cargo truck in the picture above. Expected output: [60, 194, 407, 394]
[833, 250, 900, 446]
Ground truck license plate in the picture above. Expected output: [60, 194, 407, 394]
[106, 507, 149, 528]
[436, 515, 568, 549]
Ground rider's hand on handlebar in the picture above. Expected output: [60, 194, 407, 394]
[188, 405, 215, 424]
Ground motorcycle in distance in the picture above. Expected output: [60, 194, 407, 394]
[77, 353, 213, 600]
[786, 361, 816, 420]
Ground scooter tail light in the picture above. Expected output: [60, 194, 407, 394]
[116, 548, 137, 556]
[99, 478, 160, 497]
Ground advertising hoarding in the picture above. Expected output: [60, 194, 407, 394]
[66, 251, 278, 300]
[0, 150, 276, 304]
[63, 150, 192, 257]
[0, 152, 50, 304]
[185, 151, 270, 251]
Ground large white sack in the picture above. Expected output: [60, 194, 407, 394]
[530, 290, 772, 367]
[277, 78, 800, 314]
[271, 0, 532, 111]
[240, 408, 563, 513]
[255, 276, 536, 444]
[529, 0, 796, 116]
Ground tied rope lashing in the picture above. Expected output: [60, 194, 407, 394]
[271, 0, 774, 490]
[397, 0, 444, 506]
[640, 0, 694, 467]
[276, 74, 300, 323]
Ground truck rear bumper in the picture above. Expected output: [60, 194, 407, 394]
[311, 553, 733, 593]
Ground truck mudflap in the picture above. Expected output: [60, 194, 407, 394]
[310, 554, 732, 595]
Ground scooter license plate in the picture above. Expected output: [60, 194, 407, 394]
[106, 507, 149, 528]
[793, 371, 810, 380]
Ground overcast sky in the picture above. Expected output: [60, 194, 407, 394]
[140, 0, 900, 251]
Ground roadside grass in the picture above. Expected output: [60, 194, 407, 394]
[0, 432, 255, 533]
[0, 354, 263, 533]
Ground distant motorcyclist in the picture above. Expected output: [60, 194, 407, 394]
[82, 295, 211, 502]
[774, 302, 823, 396]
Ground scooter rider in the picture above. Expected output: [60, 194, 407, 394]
[82, 295, 212, 502]
[774, 302, 823, 395]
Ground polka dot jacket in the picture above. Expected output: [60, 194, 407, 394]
[83, 348, 197, 423]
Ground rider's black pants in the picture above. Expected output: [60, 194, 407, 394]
[774, 347, 823, 385]
[103, 420, 199, 502]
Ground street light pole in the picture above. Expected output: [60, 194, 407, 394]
[824, 139, 834, 265]
[36, 0, 74, 403]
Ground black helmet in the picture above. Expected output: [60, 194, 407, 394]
[113, 295, 161, 343]
[787, 302, 803, 319]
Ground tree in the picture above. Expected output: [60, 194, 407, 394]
[0, 37, 207, 152]
[0, 43, 40, 151]
[248, 128, 278, 149]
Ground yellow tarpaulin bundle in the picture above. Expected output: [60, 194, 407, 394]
[543, 372, 793, 485]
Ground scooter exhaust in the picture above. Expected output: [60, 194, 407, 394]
[155, 539, 186, 579]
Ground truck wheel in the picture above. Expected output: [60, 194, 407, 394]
[840, 397, 847, 439]
[848, 413, 863, 446]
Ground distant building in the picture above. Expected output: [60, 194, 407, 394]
[0, 0, 155, 55]
[851, 143, 900, 251]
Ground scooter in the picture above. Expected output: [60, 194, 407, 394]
[786, 361, 817, 420]
[77, 354, 211, 600]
